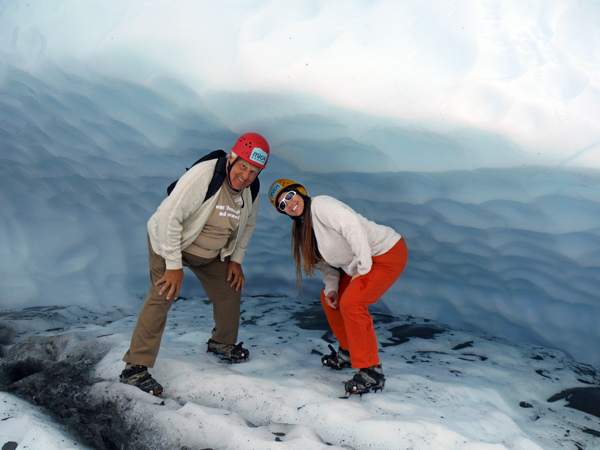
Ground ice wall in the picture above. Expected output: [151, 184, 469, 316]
[1, 0, 600, 366]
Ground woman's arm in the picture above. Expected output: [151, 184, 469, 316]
[317, 262, 341, 296]
[312, 196, 374, 276]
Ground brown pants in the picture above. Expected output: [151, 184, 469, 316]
[122, 236, 242, 368]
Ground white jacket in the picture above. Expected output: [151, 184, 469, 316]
[148, 158, 259, 270]
[311, 196, 401, 295]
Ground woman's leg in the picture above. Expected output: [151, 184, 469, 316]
[320, 273, 352, 349]
[339, 238, 408, 368]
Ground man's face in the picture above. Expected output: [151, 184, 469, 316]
[227, 155, 261, 190]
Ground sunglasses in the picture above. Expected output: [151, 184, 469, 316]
[278, 191, 297, 212]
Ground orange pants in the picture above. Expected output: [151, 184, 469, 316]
[320, 238, 408, 369]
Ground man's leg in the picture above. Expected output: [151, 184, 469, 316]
[184, 254, 242, 345]
[123, 236, 175, 368]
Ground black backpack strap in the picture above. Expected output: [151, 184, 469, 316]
[167, 150, 227, 196]
[250, 178, 260, 203]
[166, 178, 178, 196]
[204, 154, 227, 203]
[167, 149, 260, 205]
[190, 150, 227, 170]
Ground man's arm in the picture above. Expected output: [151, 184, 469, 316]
[150, 161, 215, 270]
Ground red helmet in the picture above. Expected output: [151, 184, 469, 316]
[231, 133, 270, 169]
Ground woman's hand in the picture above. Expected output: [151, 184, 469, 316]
[156, 268, 184, 300]
[351, 272, 363, 282]
[324, 291, 338, 309]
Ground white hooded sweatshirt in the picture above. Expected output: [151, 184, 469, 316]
[311, 195, 401, 295]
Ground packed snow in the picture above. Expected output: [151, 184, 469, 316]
[1, 0, 600, 449]
[1, 297, 599, 449]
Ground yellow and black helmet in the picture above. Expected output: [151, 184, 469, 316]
[268, 179, 307, 214]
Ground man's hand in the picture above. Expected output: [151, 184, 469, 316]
[156, 268, 184, 300]
[324, 291, 338, 309]
[227, 261, 245, 292]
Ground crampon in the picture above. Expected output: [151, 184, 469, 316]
[119, 365, 163, 396]
[207, 339, 249, 363]
[321, 344, 351, 370]
[344, 365, 385, 396]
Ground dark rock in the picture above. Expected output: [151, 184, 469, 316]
[382, 324, 446, 347]
[582, 427, 600, 437]
[452, 341, 473, 350]
[293, 305, 329, 331]
[547, 387, 600, 419]
[536, 369, 551, 379]
[0, 324, 15, 346]
[0, 334, 148, 450]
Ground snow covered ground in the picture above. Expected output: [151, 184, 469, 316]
[1, 296, 599, 449]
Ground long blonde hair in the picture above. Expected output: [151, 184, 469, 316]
[290, 197, 323, 287]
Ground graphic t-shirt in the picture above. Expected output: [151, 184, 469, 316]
[184, 180, 243, 258]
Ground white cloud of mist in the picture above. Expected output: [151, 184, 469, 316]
[2, 0, 600, 170]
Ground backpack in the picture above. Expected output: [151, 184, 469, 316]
[166, 150, 260, 204]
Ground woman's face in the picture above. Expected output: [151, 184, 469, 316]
[278, 190, 305, 217]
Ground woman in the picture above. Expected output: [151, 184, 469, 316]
[268, 179, 408, 395]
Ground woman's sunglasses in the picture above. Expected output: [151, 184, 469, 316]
[278, 191, 297, 212]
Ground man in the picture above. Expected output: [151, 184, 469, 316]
[120, 133, 270, 395]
